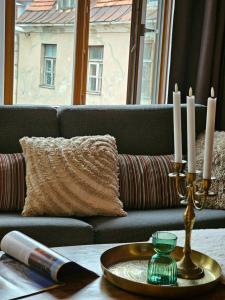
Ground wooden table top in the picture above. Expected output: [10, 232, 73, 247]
[22, 243, 225, 300]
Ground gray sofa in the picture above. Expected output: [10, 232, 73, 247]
[0, 105, 224, 247]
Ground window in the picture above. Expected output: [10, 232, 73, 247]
[12, 0, 78, 105]
[141, 42, 153, 103]
[42, 44, 57, 88]
[16, 1, 32, 18]
[4, 0, 173, 105]
[58, 0, 76, 10]
[86, 0, 133, 105]
[87, 46, 103, 94]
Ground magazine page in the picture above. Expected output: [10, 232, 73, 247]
[1, 231, 78, 281]
[0, 254, 58, 300]
[0, 231, 98, 300]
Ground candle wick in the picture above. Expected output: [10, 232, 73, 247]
[211, 87, 215, 98]
[175, 83, 178, 92]
[189, 87, 193, 97]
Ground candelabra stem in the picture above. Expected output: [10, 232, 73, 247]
[177, 173, 204, 279]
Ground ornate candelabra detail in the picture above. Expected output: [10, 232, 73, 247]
[169, 162, 216, 280]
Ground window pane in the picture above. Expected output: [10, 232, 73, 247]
[90, 64, 97, 76]
[140, 0, 162, 104]
[45, 59, 52, 72]
[86, 0, 132, 104]
[45, 44, 57, 58]
[141, 62, 152, 100]
[46, 73, 52, 85]
[99, 63, 103, 78]
[14, 0, 78, 105]
[143, 43, 152, 61]
[89, 46, 103, 60]
[58, 0, 75, 10]
[89, 78, 97, 91]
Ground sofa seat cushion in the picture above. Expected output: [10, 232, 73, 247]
[85, 208, 225, 243]
[0, 213, 93, 247]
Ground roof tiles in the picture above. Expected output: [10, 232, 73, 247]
[16, 0, 156, 25]
[95, 0, 132, 7]
[27, 0, 56, 11]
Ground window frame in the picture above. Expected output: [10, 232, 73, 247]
[4, 0, 15, 105]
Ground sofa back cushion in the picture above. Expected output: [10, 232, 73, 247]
[0, 153, 25, 211]
[118, 154, 180, 209]
[58, 105, 206, 155]
[0, 106, 58, 153]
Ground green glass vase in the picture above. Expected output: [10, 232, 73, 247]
[147, 231, 177, 285]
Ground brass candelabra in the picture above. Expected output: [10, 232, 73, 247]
[169, 161, 216, 280]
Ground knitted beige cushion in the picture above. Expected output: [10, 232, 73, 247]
[196, 131, 225, 209]
[20, 136, 126, 217]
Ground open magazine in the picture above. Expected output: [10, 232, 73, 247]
[0, 231, 98, 300]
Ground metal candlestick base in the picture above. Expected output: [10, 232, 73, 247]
[177, 256, 204, 279]
[169, 163, 216, 280]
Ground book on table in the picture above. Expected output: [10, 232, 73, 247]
[0, 231, 98, 300]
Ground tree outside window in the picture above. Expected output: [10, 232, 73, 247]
[87, 46, 103, 95]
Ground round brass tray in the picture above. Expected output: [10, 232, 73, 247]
[100, 243, 222, 298]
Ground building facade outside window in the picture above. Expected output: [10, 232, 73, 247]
[87, 46, 104, 94]
[42, 44, 57, 88]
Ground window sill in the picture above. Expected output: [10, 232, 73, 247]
[39, 84, 55, 90]
[87, 91, 101, 95]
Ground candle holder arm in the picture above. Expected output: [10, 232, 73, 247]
[169, 161, 187, 200]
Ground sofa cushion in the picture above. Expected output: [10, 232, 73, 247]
[20, 136, 126, 217]
[0, 153, 26, 211]
[196, 131, 225, 209]
[0, 213, 93, 247]
[119, 154, 180, 209]
[85, 208, 225, 243]
[58, 105, 206, 155]
[0, 106, 58, 153]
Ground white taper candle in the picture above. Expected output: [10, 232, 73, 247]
[173, 83, 182, 163]
[187, 87, 196, 173]
[203, 87, 217, 179]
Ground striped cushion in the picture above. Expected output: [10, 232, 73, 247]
[0, 153, 26, 211]
[118, 154, 180, 209]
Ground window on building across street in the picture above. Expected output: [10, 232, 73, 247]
[141, 42, 154, 103]
[87, 46, 104, 94]
[58, 0, 76, 10]
[42, 44, 57, 88]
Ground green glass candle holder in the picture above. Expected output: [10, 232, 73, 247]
[147, 231, 177, 285]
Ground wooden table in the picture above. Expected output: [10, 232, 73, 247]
[22, 241, 225, 300]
